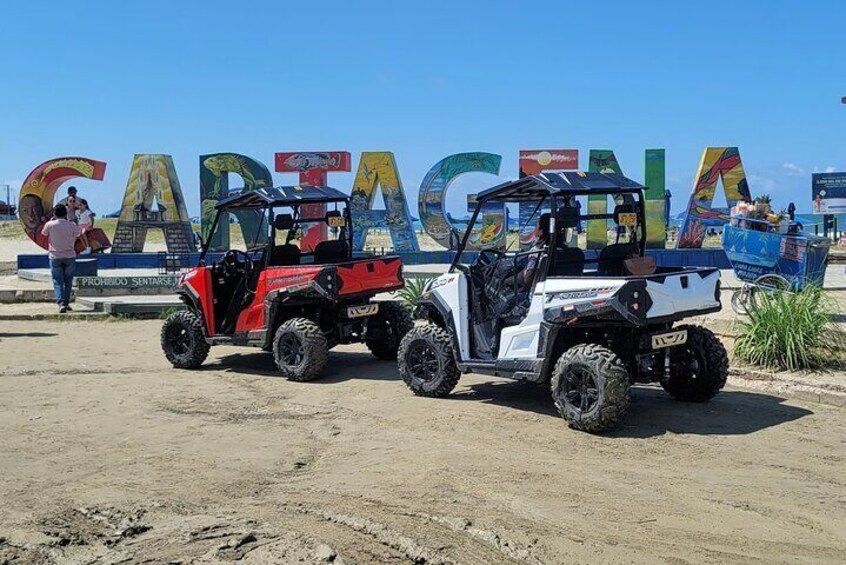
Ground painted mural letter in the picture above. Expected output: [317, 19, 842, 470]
[518, 149, 579, 248]
[112, 154, 195, 253]
[19, 157, 107, 250]
[200, 153, 274, 251]
[678, 147, 750, 248]
[418, 152, 503, 250]
[643, 149, 667, 249]
[349, 152, 418, 252]
[275, 151, 351, 252]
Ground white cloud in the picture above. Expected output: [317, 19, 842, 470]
[825, 166, 837, 173]
[747, 173, 777, 193]
[781, 162, 805, 176]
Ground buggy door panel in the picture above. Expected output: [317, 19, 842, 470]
[498, 281, 546, 360]
[235, 275, 267, 332]
[468, 254, 524, 359]
[497, 248, 547, 361]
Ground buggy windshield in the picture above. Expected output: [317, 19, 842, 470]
[202, 200, 353, 265]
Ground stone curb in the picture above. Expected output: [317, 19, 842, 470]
[728, 367, 846, 408]
[0, 313, 112, 321]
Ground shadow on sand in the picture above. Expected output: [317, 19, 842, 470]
[0, 332, 58, 338]
[204, 349, 398, 382]
[201, 348, 812, 437]
[449, 379, 813, 438]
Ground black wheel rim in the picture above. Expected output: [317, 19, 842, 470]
[166, 324, 191, 356]
[279, 333, 304, 367]
[382, 318, 397, 347]
[406, 341, 440, 382]
[562, 366, 600, 414]
[672, 346, 701, 382]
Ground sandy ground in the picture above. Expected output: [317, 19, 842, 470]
[0, 319, 844, 564]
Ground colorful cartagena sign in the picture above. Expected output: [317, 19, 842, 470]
[19, 146, 753, 253]
[811, 172, 846, 214]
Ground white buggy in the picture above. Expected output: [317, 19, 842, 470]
[397, 172, 729, 433]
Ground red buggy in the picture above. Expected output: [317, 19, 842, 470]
[160, 185, 412, 381]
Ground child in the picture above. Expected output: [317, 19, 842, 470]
[76, 198, 94, 254]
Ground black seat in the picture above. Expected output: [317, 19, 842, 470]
[314, 239, 349, 263]
[269, 244, 301, 266]
[598, 243, 637, 276]
[551, 245, 585, 276]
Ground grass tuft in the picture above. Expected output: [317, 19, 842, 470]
[733, 285, 846, 371]
[395, 276, 436, 316]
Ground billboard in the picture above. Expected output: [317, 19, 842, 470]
[811, 172, 846, 214]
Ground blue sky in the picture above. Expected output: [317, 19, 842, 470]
[1, 0, 844, 216]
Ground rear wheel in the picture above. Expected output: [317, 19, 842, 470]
[550, 344, 630, 433]
[730, 284, 753, 315]
[161, 310, 210, 369]
[273, 318, 328, 381]
[398, 324, 460, 397]
[365, 301, 414, 360]
[661, 325, 728, 402]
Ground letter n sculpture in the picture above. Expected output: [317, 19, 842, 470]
[518, 150, 578, 249]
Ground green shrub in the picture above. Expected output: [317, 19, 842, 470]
[734, 285, 846, 371]
[396, 276, 436, 316]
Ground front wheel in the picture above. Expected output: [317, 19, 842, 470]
[161, 309, 210, 369]
[273, 318, 328, 381]
[550, 344, 630, 433]
[661, 325, 728, 402]
[365, 301, 414, 360]
[398, 324, 460, 397]
[730, 284, 753, 316]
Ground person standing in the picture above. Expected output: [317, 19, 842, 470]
[58, 185, 78, 207]
[40, 203, 81, 313]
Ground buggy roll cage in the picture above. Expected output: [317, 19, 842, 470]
[199, 185, 354, 267]
[449, 171, 648, 276]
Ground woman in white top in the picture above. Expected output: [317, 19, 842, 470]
[76, 198, 94, 254]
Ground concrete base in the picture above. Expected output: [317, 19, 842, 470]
[76, 294, 183, 315]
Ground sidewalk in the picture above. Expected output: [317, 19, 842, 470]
[0, 301, 109, 320]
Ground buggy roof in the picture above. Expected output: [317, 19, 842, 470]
[476, 171, 645, 202]
[216, 185, 349, 209]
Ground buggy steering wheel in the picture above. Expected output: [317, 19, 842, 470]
[221, 249, 252, 279]
[477, 249, 506, 265]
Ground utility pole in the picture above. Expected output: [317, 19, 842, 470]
[1, 184, 10, 215]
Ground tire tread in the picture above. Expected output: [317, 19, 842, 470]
[550, 343, 630, 433]
[273, 318, 328, 382]
[398, 323, 460, 397]
[160, 309, 210, 369]
[661, 324, 728, 402]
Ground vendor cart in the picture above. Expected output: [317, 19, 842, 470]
[722, 218, 832, 314]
